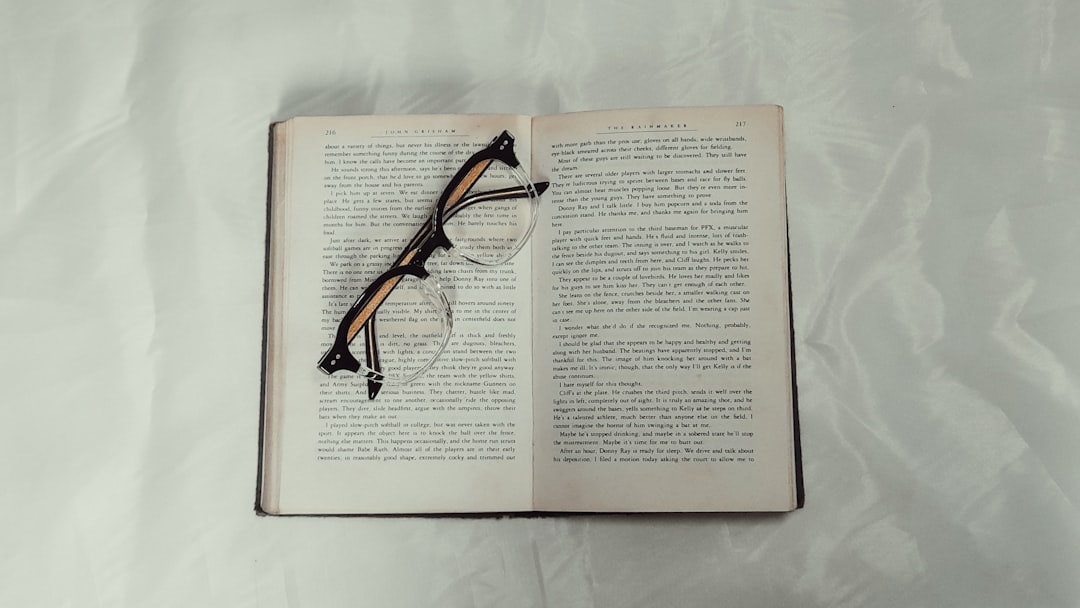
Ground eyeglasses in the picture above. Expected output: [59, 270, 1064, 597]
[317, 131, 548, 399]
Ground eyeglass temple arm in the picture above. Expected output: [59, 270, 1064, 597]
[381, 181, 548, 269]
[362, 316, 384, 398]
[443, 181, 549, 222]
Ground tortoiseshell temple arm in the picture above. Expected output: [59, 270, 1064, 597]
[444, 182, 549, 222]
[362, 316, 383, 399]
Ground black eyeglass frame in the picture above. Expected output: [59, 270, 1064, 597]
[317, 130, 549, 399]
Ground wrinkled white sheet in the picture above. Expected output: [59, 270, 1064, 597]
[2, 1, 1078, 606]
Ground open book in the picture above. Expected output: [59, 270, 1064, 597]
[259, 106, 803, 514]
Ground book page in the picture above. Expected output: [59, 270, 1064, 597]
[261, 114, 535, 514]
[531, 107, 796, 511]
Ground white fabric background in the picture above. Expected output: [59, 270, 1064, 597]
[3, 1, 1079, 606]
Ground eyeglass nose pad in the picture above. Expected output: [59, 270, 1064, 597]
[389, 273, 454, 385]
[420, 247, 462, 291]
[426, 276, 453, 331]
[438, 245, 468, 265]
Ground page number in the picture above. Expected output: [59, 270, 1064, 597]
[324, 129, 337, 136]
[735, 121, 746, 127]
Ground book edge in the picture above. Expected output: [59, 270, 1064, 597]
[256, 121, 287, 516]
[777, 106, 805, 509]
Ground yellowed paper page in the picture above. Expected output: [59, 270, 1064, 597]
[262, 114, 535, 514]
[531, 106, 796, 511]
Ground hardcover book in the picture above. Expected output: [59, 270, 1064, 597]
[259, 106, 803, 515]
